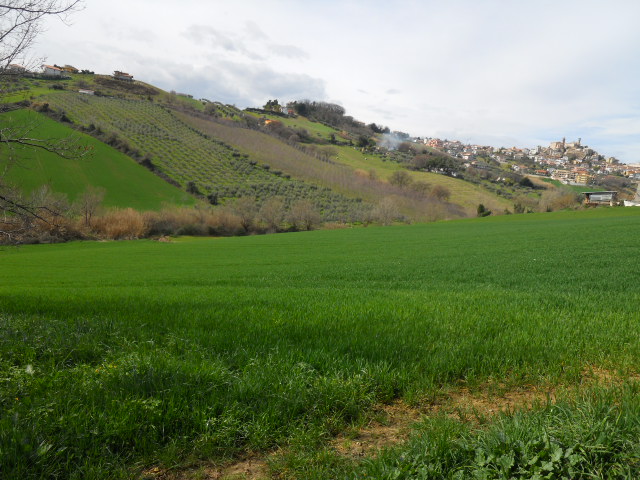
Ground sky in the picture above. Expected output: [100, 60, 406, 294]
[34, 0, 640, 163]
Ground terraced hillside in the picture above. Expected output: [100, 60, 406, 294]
[41, 91, 363, 220]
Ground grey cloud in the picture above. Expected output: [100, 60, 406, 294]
[185, 24, 308, 62]
[184, 25, 264, 61]
[142, 58, 326, 107]
[216, 60, 326, 103]
[244, 21, 269, 41]
[268, 44, 308, 60]
[369, 106, 395, 118]
[243, 21, 308, 59]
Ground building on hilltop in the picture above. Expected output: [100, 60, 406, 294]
[550, 137, 566, 151]
[7, 64, 27, 73]
[428, 138, 444, 149]
[566, 138, 582, 149]
[113, 70, 134, 81]
[42, 64, 63, 76]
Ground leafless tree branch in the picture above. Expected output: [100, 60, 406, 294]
[0, 1, 81, 70]
[1, 1, 83, 243]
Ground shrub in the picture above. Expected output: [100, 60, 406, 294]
[389, 170, 413, 188]
[430, 185, 451, 201]
[539, 190, 580, 212]
[519, 176, 535, 188]
[373, 197, 401, 226]
[205, 208, 243, 235]
[288, 199, 321, 231]
[477, 204, 492, 217]
[93, 208, 147, 239]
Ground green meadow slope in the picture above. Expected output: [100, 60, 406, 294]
[2, 208, 640, 478]
[1, 109, 192, 210]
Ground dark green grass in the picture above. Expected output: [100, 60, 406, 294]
[1, 109, 193, 209]
[1, 208, 640, 478]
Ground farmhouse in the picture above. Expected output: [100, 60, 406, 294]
[42, 64, 63, 76]
[113, 70, 134, 81]
[582, 191, 617, 206]
[8, 63, 27, 73]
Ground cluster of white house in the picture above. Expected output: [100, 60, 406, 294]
[7, 63, 134, 82]
[415, 136, 639, 186]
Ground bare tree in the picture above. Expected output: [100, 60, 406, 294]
[258, 196, 284, 232]
[75, 184, 105, 227]
[0, 183, 69, 242]
[373, 196, 401, 226]
[1, 1, 81, 73]
[429, 185, 451, 201]
[288, 199, 320, 231]
[389, 170, 412, 188]
[1, 1, 83, 243]
[231, 196, 257, 233]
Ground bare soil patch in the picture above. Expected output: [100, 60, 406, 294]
[435, 384, 556, 421]
[331, 384, 555, 458]
[141, 456, 268, 480]
[332, 400, 423, 457]
[142, 366, 640, 478]
[581, 365, 640, 385]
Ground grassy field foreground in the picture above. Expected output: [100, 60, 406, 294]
[2, 208, 640, 478]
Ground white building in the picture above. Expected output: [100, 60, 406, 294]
[42, 65, 62, 76]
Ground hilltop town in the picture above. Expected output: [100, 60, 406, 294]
[416, 136, 640, 186]
[266, 98, 638, 188]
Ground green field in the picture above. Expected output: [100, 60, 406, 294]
[246, 111, 341, 142]
[0, 109, 193, 210]
[2, 208, 640, 478]
[540, 177, 606, 194]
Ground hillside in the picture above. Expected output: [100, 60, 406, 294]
[240, 110, 513, 214]
[4, 73, 526, 222]
[34, 90, 367, 221]
[0, 109, 192, 210]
